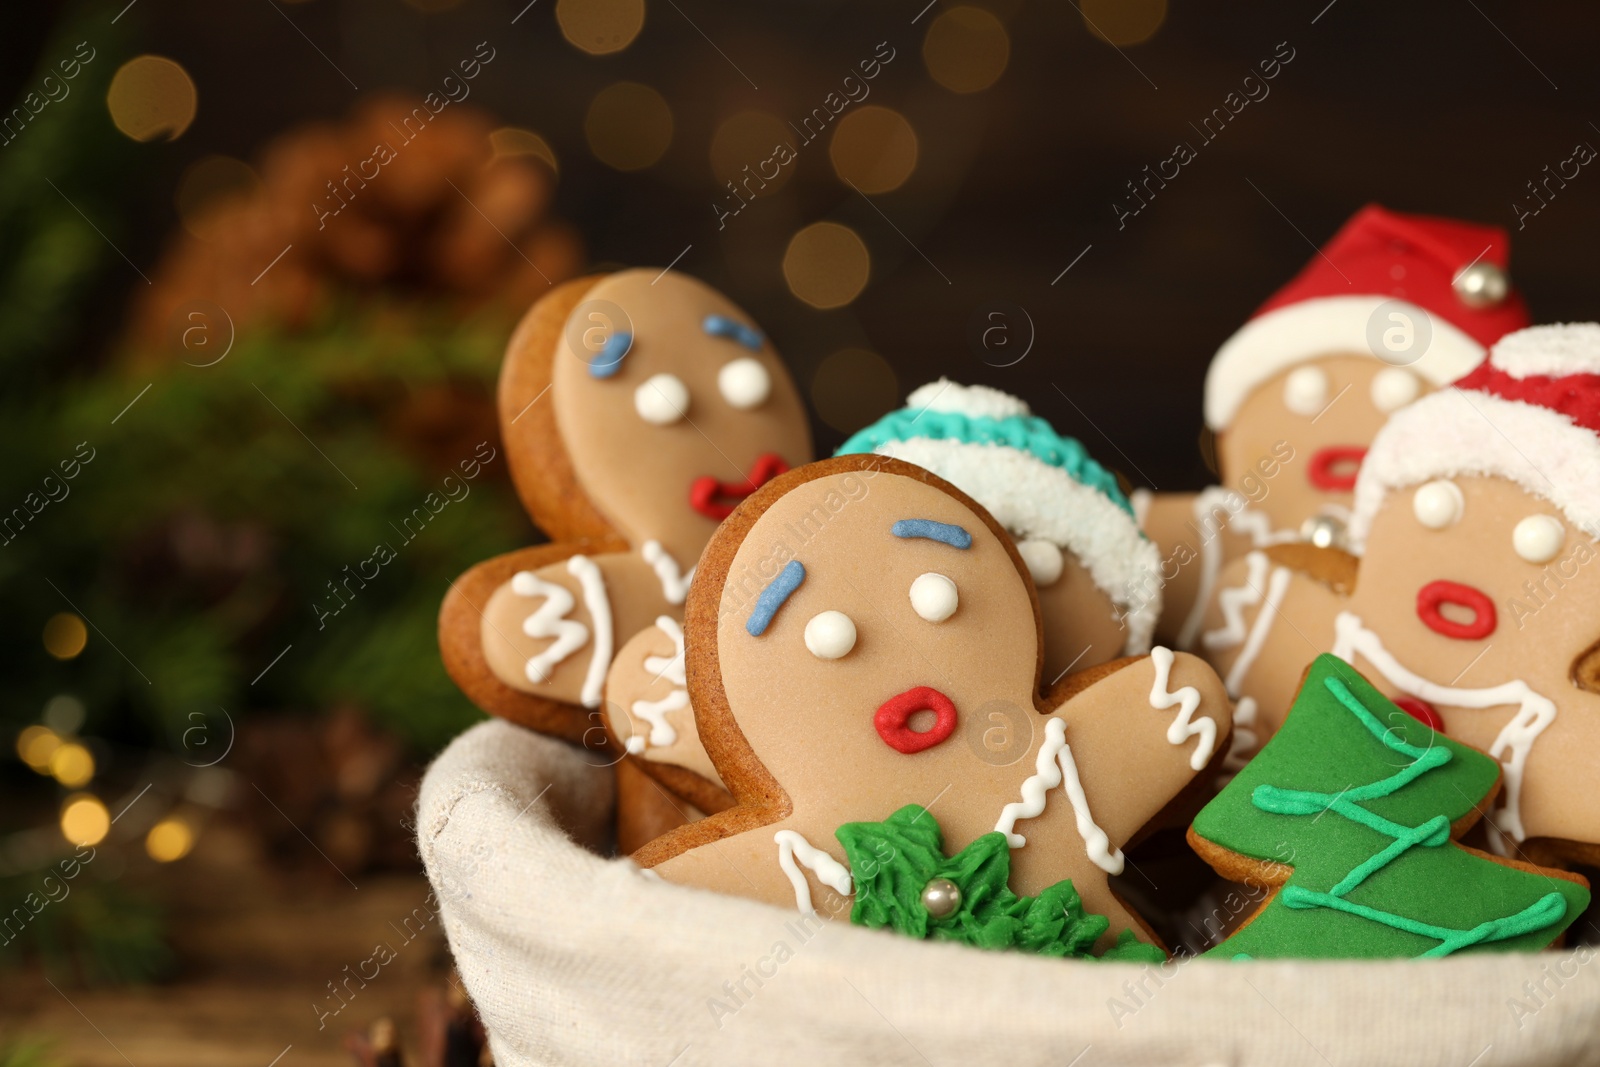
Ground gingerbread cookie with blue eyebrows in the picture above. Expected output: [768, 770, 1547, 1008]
[634, 455, 1233, 951]
[439, 268, 813, 743]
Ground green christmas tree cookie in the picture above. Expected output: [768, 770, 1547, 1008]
[835, 804, 1164, 962]
[1190, 654, 1589, 959]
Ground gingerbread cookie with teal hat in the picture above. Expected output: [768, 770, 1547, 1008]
[439, 268, 812, 744]
[634, 453, 1233, 954]
[1189, 653, 1587, 959]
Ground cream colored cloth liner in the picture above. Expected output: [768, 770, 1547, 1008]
[419, 720, 1600, 1067]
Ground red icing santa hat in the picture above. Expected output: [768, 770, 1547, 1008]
[1349, 323, 1600, 552]
[1204, 204, 1530, 430]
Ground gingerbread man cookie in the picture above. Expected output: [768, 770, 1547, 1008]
[439, 268, 812, 744]
[605, 378, 1165, 821]
[1200, 324, 1600, 867]
[634, 454, 1233, 952]
[1137, 205, 1528, 651]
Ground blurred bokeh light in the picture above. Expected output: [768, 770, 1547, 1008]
[586, 82, 674, 170]
[60, 794, 110, 847]
[43, 612, 88, 660]
[147, 816, 197, 862]
[491, 126, 560, 174]
[1082, 0, 1168, 46]
[830, 106, 918, 194]
[557, 0, 647, 55]
[175, 155, 261, 240]
[922, 7, 1010, 94]
[107, 55, 197, 142]
[783, 222, 870, 308]
[711, 110, 795, 196]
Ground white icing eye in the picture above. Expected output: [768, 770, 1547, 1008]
[804, 610, 856, 659]
[1412, 480, 1464, 529]
[1283, 366, 1328, 416]
[1370, 367, 1421, 413]
[718, 357, 771, 410]
[1017, 539, 1064, 588]
[1513, 514, 1564, 564]
[909, 572, 958, 623]
[635, 373, 690, 425]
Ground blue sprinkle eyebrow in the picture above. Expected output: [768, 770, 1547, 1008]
[891, 519, 972, 549]
[703, 314, 764, 352]
[746, 559, 805, 636]
[588, 331, 633, 378]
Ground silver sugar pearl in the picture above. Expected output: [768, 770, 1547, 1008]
[1300, 513, 1348, 550]
[1453, 261, 1510, 308]
[920, 877, 962, 918]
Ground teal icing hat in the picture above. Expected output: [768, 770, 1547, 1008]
[837, 379, 1160, 654]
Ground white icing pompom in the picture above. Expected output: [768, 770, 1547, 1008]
[718, 357, 771, 410]
[1017, 538, 1064, 587]
[1282, 366, 1328, 416]
[635, 373, 690, 425]
[1412, 479, 1464, 529]
[804, 610, 856, 659]
[1370, 367, 1421, 413]
[1513, 513, 1564, 563]
[909, 572, 958, 623]
[905, 379, 1031, 421]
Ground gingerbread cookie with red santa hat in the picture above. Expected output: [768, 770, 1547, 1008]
[634, 454, 1232, 953]
[1200, 323, 1600, 868]
[439, 268, 812, 745]
[1137, 205, 1529, 652]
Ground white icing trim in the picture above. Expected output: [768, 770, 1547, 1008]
[641, 540, 695, 606]
[907, 378, 1032, 421]
[1224, 696, 1259, 771]
[512, 569, 590, 685]
[995, 717, 1125, 874]
[568, 556, 612, 709]
[1180, 493, 1295, 651]
[1331, 611, 1555, 847]
[1225, 563, 1291, 700]
[1488, 322, 1600, 378]
[1148, 647, 1217, 771]
[1350, 389, 1600, 552]
[774, 830, 852, 914]
[1202, 550, 1271, 652]
[876, 437, 1161, 655]
[1204, 294, 1485, 430]
[643, 616, 687, 685]
[626, 618, 688, 753]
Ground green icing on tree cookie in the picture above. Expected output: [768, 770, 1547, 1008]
[1193, 655, 1589, 959]
[835, 804, 1164, 962]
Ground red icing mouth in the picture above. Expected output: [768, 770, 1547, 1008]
[1394, 697, 1445, 733]
[874, 687, 958, 754]
[1307, 446, 1367, 492]
[1416, 580, 1497, 641]
[689, 453, 789, 520]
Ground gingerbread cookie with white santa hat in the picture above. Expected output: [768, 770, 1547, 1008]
[634, 453, 1232, 954]
[439, 268, 812, 745]
[1137, 205, 1529, 652]
[1201, 323, 1600, 867]
[603, 378, 1165, 828]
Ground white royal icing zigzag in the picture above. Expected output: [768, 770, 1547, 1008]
[1331, 611, 1556, 851]
[625, 616, 690, 754]
[774, 829, 853, 914]
[1224, 560, 1291, 699]
[641, 540, 695, 605]
[1223, 696, 1259, 771]
[1177, 489, 1297, 650]
[995, 717, 1125, 874]
[512, 569, 590, 686]
[1203, 550, 1272, 652]
[1148, 646, 1217, 771]
[568, 556, 612, 709]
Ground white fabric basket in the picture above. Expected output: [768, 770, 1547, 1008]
[418, 720, 1600, 1067]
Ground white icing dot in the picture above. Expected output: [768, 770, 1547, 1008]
[1412, 480, 1464, 529]
[717, 357, 772, 410]
[635, 373, 690, 425]
[1370, 366, 1421, 413]
[1283, 366, 1328, 416]
[1017, 539, 1064, 587]
[804, 610, 856, 659]
[1513, 514, 1564, 564]
[909, 572, 959, 623]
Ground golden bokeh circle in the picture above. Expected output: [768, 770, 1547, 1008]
[49, 742, 96, 789]
[147, 817, 196, 862]
[585, 82, 674, 171]
[922, 6, 1010, 94]
[829, 106, 918, 194]
[812, 349, 900, 434]
[60, 794, 110, 847]
[1082, 0, 1167, 46]
[490, 126, 560, 174]
[709, 110, 795, 197]
[17, 725, 61, 772]
[176, 155, 260, 240]
[783, 223, 870, 309]
[557, 0, 646, 55]
[107, 55, 198, 142]
[43, 613, 88, 660]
